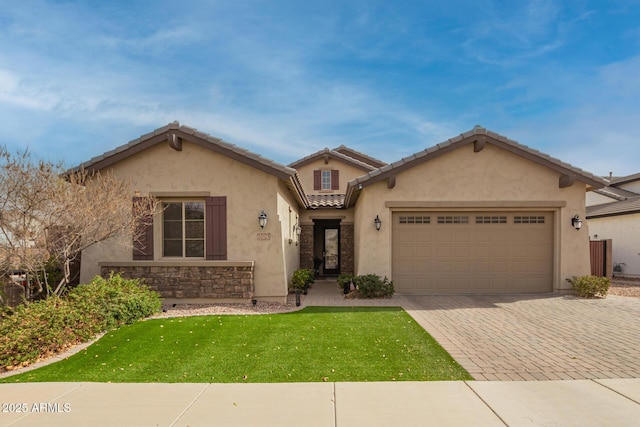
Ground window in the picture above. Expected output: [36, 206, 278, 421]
[133, 196, 227, 261]
[437, 216, 469, 224]
[314, 170, 339, 190]
[321, 170, 332, 190]
[163, 201, 205, 257]
[514, 215, 545, 224]
[399, 215, 431, 224]
[476, 216, 507, 224]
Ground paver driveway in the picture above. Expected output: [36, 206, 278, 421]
[401, 294, 640, 381]
[303, 283, 640, 381]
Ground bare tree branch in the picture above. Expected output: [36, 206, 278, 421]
[0, 147, 157, 298]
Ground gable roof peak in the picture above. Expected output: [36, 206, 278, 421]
[332, 145, 387, 168]
[344, 127, 607, 207]
[288, 146, 377, 171]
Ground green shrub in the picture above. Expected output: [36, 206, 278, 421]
[567, 275, 610, 298]
[355, 274, 394, 298]
[67, 274, 162, 330]
[0, 297, 96, 368]
[0, 274, 161, 370]
[289, 268, 315, 290]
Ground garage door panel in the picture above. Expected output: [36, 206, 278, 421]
[454, 246, 471, 257]
[453, 230, 472, 242]
[473, 246, 493, 258]
[396, 260, 415, 272]
[394, 246, 416, 258]
[474, 260, 491, 273]
[510, 247, 529, 258]
[393, 211, 553, 294]
[414, 245, 434, 257]
[415, 230, 434, 242]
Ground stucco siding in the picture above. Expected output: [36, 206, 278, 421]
[586, 191, 617, 207]
[353, 143, 591, 291]
[588, 214, 640, 277]
[80, 140, 295, 302]
[277, 179, 302, 295]
[618, 181, 640, 194]
[296, 157, 370, 195]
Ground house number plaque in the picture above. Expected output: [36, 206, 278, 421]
[257, 233, 271, 240]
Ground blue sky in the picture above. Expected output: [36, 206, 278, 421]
[0, 0, 638, 177]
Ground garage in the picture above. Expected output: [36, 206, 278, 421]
[392, 211, 554, 294]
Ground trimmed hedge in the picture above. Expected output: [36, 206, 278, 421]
[0, 274, 161, 370]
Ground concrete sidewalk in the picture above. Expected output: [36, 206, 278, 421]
[1, 379, 639, 426]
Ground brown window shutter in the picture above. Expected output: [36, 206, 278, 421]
[313, 170, 321, 190]
[331, 170, 339, 190]
[206, 196, 227, 260]
[132, 197, 153, 260]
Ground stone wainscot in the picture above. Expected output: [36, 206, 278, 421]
[100, 261, 254, 300]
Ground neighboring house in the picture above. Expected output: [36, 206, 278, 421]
[76, 122, 605, 302]
[586, 173, 640, 277]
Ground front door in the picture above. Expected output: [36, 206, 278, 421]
[323, 227, 340, 275]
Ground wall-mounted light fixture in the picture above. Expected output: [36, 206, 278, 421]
[258, 210, 268, 229]
[295, 223, 302, 238]
[571, 215, 582, 231]
[374, 215, 382, 231]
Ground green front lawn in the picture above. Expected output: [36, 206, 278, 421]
[0, 307, 471, 383]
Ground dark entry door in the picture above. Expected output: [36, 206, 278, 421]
[323, 227, 340, 275]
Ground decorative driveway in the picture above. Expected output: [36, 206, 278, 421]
[303, 283, 640, 381]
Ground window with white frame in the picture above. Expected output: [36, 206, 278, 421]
[162, 201, 205, 257]
[321, 170, 332, 190]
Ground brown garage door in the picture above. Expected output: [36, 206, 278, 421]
[392, 212, 553, 294]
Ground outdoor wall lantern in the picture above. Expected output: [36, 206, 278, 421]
[258, 210, 268, 229]
[295, 223, 302, 237]
[571, 215, 583, 231]
[374, 215, 382, 231]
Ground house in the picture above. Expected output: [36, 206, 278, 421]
[586, 173, 640, 277]
[77, 122, 605, 302]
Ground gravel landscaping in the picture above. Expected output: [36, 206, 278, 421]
[153, 293, 301, 318]
[152, 278, 640, 318]
[609, 279, 640, 298]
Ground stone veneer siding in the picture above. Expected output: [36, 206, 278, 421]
[100, 261, 254, 299]
[340, 223, 354, 275]
[300, 224, 314, 270]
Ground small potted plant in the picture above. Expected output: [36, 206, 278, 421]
[337, 274, 355, 295]
[290, 268, 315, 294]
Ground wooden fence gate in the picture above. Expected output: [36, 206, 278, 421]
[590, 239, 612, 278]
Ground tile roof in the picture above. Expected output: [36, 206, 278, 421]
[307, 194, 345, 208]
[333, 145, 387, 168]
[68, 122, 309, 208]
[587, 195, 640, 218]
[344, 126, 607, 208]
[592, 186, 638, 201]
[288, 147, 377, 171]
[70, 122, 299, 180]
[609, 172, 640, 186]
